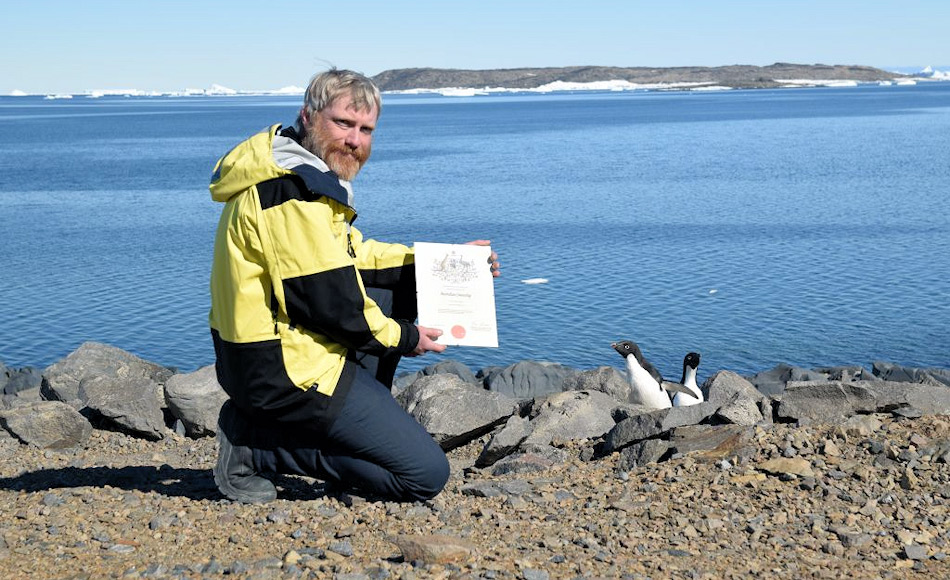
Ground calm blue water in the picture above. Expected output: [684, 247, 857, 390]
[1, 84, 948, 382]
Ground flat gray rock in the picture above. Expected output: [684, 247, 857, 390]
[0, 401, 92, 448]
[79, 375, 167, 440]
[397, 374, 518, 450]
[521, 390, 618, 448]
[164, 365, 228, 438]
[667, 424, 756, 462]
[476, 415, 531, 468]
[776, 380, 950, 424]
[41, 342, 173, 405]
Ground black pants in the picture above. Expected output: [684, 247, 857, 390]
[249, 288, 449, 501]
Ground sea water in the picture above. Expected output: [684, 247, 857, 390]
[1, 84, 948, 382]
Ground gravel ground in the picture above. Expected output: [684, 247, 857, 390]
[0, 413, 948, 579]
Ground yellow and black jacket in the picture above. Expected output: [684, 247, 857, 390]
[209, 124, 418, 421]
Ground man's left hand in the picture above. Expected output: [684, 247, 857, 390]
[465, 239, 500, 278]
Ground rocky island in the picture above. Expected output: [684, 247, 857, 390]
[1, 343, 949, 579]
[372, 63, 906, 92]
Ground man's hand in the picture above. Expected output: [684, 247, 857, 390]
[409, 325, 446, 356]
[465, 239, 500, 277]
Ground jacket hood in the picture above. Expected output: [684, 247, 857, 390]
[209, 124, 355, 210]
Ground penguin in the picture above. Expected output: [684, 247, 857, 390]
[611, 340, 673, 409]
[671, 352, 703, 407]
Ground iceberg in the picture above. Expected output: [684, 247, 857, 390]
[775, 79, 859, 88]
[9, 90, 28, 97]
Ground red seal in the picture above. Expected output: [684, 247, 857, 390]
[451, 325, 466, 339]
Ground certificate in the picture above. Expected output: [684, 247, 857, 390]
[414, 242, 498, 348]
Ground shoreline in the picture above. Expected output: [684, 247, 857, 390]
[0, 341, 948, 578]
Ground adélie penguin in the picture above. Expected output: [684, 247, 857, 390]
[612, 340, 694, 410]
[671, 352, 703, 407]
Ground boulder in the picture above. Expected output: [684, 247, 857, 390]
[480, 361, 578, 399]
[666, 424, 756, 462]
[0, 401, 92, 448]
[604, 402, 719, 454]
[715, 393, 765, 426]
[520, 390, 618, 449]
[164, 365, 228, 437]
[79, 375, 167, 440]
[561, 366, 633, 403]
[476, 415, 531, 467]
[705, 371, 766, 407]
[393, 359, 479, 391]
[747, 363, 830, 396]
[873, 361, 950, 387]
[618, 439, 670, 470]
[2, 366, 42, 395]
[396, 374, 518, 450]
[816, 365, 878, 383]
[41, 342, 173, 405]
[776, 380, 950, 424]
[2, 386, 43, 409]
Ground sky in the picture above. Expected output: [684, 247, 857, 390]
[2, 0, 948, 94]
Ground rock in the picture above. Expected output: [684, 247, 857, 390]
[490, 447, 567, 476]
[777, 380, 950, 423]
[2, 386, 43, 408]
[476, 415, 531, 467]
[758, 457, 815, 478]
[79, 375, 167, 440]
[2, 366, 42, 395]
[604, 403, 719, 454]
[817, 365, 878, 383]
[667, 424, 756, 462]
[617, 439, 670, 470]
[164, 365, 228, 437]
[873, 361, 950, 387]
[561, 366, 633, 402]
[747, 363, 830, 396]
[705, 371, 766, 407]
[396, 374, 518, 449]
[903, 543, 929, 561]
[776, 382, 885, 424]
[480, 360, 578, 399]
[393, 359, 478, 391]
[520, 390, 618, 448]
[390, 534, 476, 565]
[0, 401, 92, 448]
[41, 342, 173, 405]
[715, 393, 764, 426]
[841, 414, 883, 438]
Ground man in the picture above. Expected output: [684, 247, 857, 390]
[208, 69, 499, 503]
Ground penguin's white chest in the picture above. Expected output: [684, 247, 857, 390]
[672, 371, 703, 407]
[626, 357, 671, 409]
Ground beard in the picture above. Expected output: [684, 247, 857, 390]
[301, 123, 371, 182]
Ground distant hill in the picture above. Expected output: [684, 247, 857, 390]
[372, 63, 904, 91]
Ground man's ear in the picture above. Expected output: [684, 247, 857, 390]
[299, 106, 311, 128]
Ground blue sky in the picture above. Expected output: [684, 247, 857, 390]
[2, 0, 947, 94]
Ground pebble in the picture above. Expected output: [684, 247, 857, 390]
[0, 412, 947, 578]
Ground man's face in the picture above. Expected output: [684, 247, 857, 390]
[302, 96, 377, 181]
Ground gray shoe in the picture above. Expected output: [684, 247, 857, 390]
[213, 401, 277, 504]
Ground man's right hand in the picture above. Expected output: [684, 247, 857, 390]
[409, 325, 446, 356]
